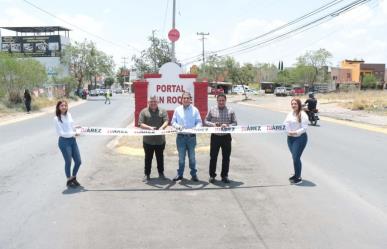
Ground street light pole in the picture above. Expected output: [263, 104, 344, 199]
[171, 0, 176, 62]
[197, 32, 209, 73]
[152, 29, 157, 71]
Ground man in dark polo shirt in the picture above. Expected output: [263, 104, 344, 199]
[138, 95, 169, 181]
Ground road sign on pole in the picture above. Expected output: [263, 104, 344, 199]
[168, 28, 180, 42]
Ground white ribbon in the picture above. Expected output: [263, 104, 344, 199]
[78, 124, 286, 136]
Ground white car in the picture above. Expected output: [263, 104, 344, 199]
[274, 87, 288, 96]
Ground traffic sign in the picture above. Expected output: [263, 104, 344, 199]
[168, 28, 180, 42]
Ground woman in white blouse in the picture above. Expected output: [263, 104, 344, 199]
[54, 100, 82, 188]
[284, 98, 308, 184]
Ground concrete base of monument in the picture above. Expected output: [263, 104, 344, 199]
[107, 122, 211, 157]
[114, 135, 210, 157]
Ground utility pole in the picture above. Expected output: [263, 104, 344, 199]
[152, 29, 157, 72]
[171, 0, 176, 62]
[197, 32, 209, 73]
[121, 57, 129, 82]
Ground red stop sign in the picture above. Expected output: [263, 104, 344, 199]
[168, 28, 180, 42]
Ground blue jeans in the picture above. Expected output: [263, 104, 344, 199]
[176, 134, 197, 177]
[287, 133, 308, 178]
[58, 137, 82, 178]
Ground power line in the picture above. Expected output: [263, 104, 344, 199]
[183, 0, 371, 65]
[212, 0, 345, 55]
[21, 0, 141, 53]
[180, 0, 345, 63]
[221, 0, 371, 57]
[273, 0, 379, 63]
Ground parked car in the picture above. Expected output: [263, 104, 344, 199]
[98, 89, 106, 96]
[210, 87, 224, 95]
[89, 89, 98, 96]
[232, 85, 250, 94]
[115, 88, 123, 94]
[274, 87, 288, 96]
[289, 87, 305, 96]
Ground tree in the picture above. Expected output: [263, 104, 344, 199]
[221, 57, 255, 99]
[61, 40, 114, 92]
[116, 67, 126, 88]
[255, 63, 278, 82]
[104, 77, 115, 88]
[198, 54, 223, 82]
[362, 74, 377, 89]
[295, 48, 332, 86]
[61, 41, 90, 93]
[132, 35, 172, 77]
[0, 53, 46, 103]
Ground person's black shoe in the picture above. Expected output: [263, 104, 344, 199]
[173, 175, 183, 181]
[143, 175, 151, 182]
[222, 177, 230, 184]
[159, 173, 166, 179]
[191, 175, 199, 182]
[209, 177, 215, 183]
[289, 175, 297, 182]
[66, 179, 77, 188]
[292, 177, 303, 185]
[72, 177, 81, 186]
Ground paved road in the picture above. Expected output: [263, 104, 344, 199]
[1, 95, 387, 249]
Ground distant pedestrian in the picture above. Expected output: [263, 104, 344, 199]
[24, 89, 32, 114]
[205, 93, 237, 184]
[54, 100, 82, 188]
[171, 92, 202, 182]
[138, 96, 169, 182]
[284, 98, 308, 184]
[105, 90, 111, 104]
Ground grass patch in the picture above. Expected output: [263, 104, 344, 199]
[318, 90, 387, 113]
[31, 97, 60, 111]
[0, 96, 79, 114]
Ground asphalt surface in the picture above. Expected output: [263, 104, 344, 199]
[0, 94, 387, 249]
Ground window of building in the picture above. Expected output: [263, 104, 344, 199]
[333, 76, 338, 80]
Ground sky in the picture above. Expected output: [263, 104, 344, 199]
[0, 0, 386, 70]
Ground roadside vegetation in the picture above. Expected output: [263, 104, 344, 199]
[318, 91, 387, 114]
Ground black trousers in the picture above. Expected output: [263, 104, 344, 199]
[25, 101, 31, 112]
[143, 142, 165, 176]
[209, 134, 232, 178]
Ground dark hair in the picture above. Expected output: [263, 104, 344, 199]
[56, 100, 68, 123]
[291, 98, 302, 123]
[216, 93, 227, 100]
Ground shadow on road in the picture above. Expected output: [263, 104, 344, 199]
[308, 124, 321, 127]
[76, 183, 289, 193]
[178, 178, 209, 189]
[211, 179, 244, 188]
[295, 179, 316, 187]
[62, 186, 87, 195]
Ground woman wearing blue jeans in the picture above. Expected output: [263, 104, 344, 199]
[54, 100, 82, 188]
[284, 98, 308, 184]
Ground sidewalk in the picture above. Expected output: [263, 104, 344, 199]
[0, 99, 86, 126]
